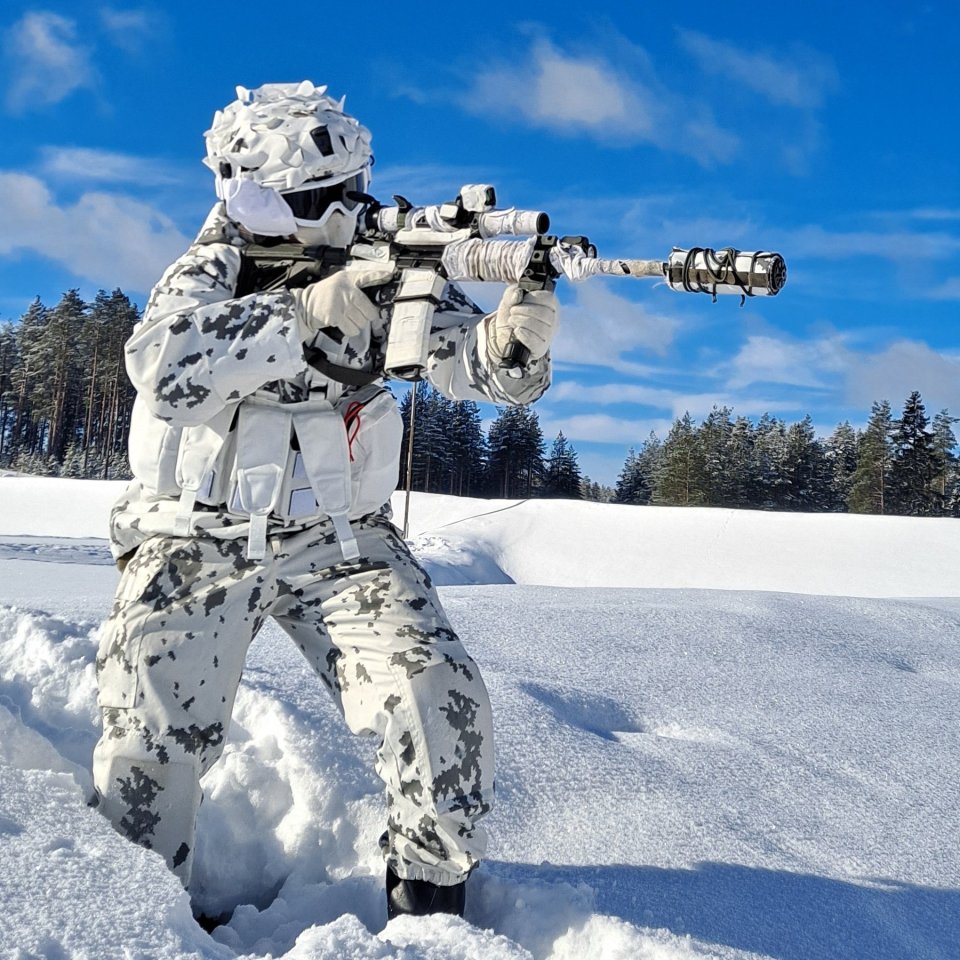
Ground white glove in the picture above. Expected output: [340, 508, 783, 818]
[489, 285, 560, 362]
[292, 265, 394, 341]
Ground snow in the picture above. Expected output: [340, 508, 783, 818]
[1, 475, 958, 959]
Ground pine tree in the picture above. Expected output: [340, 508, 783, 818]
[636, 432, 663, 501]
[543, 431, 583, 498]
[614, 447, 651, 504]
[0, 321, 19, 459]
[10, 298, 48, 461]
[889, 391, 936, 516]
[40, 290, 87, 463]
[931, 410, 959, 516]
[446, 399, 487, 496]
[653, 413, 704, 505]
[698, 406, 733, 506]
[95, 290, 138, 478]
[581, 479, 614, 502]
[486, 405, 545, 498]
[753, 414, 788, 509]
[848, 400, 893, 514]
[824, 421, 858, 512]
[782, 416, 828, 511]
[726, 416, 757, 507]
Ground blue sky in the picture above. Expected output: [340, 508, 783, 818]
[1, 2, 958, 485]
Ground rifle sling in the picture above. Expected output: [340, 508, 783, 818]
[239, 245, 383, 386]
[304, 346, 381, 386]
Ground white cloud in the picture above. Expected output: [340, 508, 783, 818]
[926, 277, 960, 300]
[39, 146, 181, 185]
[846, 340, 960, 412]
[4, 12, 96, 111]
[0, 172, 189, 294]
[665, 392, 803, 421]
[723, 333, 851, 390]
[553, 282, 680, 372]
[908, 208, 960, 222]
[549, 380, 679, 408]
[548, 380, 802, 423]
[678, 31, 838, 109]
[781, 224, 960, 262]
[98, 6, 166, 54]
[463, 40, 645, 132]
[539, 412, 674, 446]
[716, 327, 960, 418]
[459, 39, 739, 164]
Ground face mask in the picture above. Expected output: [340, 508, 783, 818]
[218, 178, 297, 237]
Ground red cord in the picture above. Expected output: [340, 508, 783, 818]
[344, 402, 363, 462]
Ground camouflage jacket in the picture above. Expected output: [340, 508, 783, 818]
[109, 203, 551, 560]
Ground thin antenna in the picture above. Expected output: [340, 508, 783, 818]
[402, 381, 418, 539]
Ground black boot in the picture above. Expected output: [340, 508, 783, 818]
[386, 866, 466, 919]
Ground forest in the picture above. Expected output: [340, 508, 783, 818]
[3, 289, 957, 517]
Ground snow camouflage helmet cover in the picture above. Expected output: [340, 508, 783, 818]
[203, 81, 373, 192]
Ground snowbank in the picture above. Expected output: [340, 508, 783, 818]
[1, 479, 959, 958]
[2, 477, 957, 597]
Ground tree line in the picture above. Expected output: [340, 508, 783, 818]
[0, 290, 138, 478]
[613, 395, 959, 516]
[402, 386, 959, 517]
[399, 385, 585, 500]
[4, 289, 957, 518]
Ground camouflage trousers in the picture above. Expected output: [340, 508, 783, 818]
[92, 517, 494, 888]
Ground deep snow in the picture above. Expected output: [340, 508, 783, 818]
[1, 476, 958, 959]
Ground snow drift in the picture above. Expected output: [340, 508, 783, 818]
[1, 476, 958, 959]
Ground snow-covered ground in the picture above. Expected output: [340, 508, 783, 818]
[1, 475, 958, 959]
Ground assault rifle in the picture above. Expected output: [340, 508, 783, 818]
[239, 184, 786, 380]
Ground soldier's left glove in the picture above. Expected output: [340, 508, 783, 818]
[489, 285, 560, 362]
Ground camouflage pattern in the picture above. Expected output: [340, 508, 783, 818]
[111, 203, 550, 561]
[93, 515, 494, 887]
[96, 199, 550, 891]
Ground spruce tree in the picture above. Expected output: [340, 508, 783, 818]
[726, 416, 757, 507]
[10, 298, 48, 461]
[653, 412, 704, 505]
[698, 406, 735, 506]
[399, 384, 449, 492]
[931, 410, 958, 516]
[614, 434, 661, 505]
[889, 391, 936, 516]
[543, 431, 583, 498]
[753, 414, 788, 509]
[486, 406, 544, 497]
[614, 448, 648, 504]
[446, 399, 486, 496]
[782, 416, 828, 511]
[0, 321, 18, 460]
[824, 421, 858, 512]
[41, 290, 87, 463]
[99, 290, 139, 478]
[848, 400, 893, 514]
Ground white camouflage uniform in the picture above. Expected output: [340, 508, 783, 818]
[93, 202, 550, 888]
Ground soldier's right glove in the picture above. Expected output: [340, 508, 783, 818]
[292, 265, 394, 342]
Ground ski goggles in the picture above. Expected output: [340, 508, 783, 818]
[281, 170, 368, 222]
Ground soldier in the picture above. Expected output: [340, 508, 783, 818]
[91, 81, 559, 921]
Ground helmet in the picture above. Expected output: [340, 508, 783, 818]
[203, 81, 373, 242]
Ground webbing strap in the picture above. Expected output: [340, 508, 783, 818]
[331, 513, 360, 561]
[247, 513, 268, 561]
[174, 489, 197, 536]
